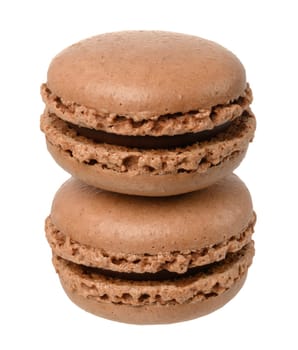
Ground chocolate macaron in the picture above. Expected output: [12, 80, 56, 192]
[40, 31, 256, 196]
[46, 174, 256, 324]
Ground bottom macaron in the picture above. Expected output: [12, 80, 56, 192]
[46, 175, 256, 324]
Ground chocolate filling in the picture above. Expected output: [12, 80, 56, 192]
[79, 248, 244, 282]
[68, 120, 233, 149]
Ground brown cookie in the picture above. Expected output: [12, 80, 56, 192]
[40, 31, 256, 196]
[46, 174, 256, 324]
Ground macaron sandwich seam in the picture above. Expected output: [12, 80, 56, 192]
[40, 111, 255, 175]
[52, 242, 254, 306]
[46, 213, 256, 274]
[41, 83, 252, 137]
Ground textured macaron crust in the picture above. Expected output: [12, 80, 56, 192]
[40, 31, 256, 196]
[46, 175, 256, 324]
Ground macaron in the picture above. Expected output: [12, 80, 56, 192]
[46, 174, 256, 324]
[40, 31, 256, 196]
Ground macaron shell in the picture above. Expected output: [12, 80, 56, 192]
[47, 31, 246, 118]
[46, 213, 256, 273]
[53, 241, 254, 324]
[41, 83, 252, 136]
[47, 140, 248, 197]
[60, 274, 247, 324]
[41, 110, 255, 196]
[50, 175, 253, 254]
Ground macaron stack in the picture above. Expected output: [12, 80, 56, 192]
[40, 31, 256, 324]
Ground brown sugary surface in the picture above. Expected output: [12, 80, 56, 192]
[46, 213, 256, 274]
[41, 83, 252, 136]
[46, 32, 247, 118]
[50, 175, 253, 253]
[52, 242, 254, 306]
[40, 110, 255, 175]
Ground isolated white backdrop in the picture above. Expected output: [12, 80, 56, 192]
[0, 1, 297, 349]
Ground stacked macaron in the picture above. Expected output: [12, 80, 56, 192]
[41, 31, 256, 324]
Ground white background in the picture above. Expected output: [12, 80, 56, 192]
[1, 0, 297, 349]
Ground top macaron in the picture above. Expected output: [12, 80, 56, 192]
[41, 31, 256, 196]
